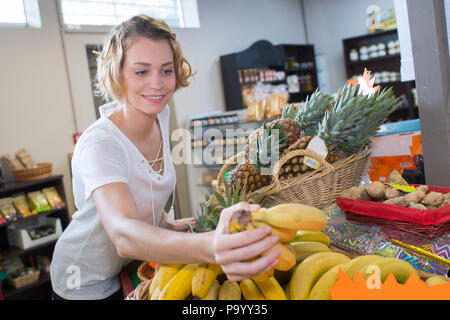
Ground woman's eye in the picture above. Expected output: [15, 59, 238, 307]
[162, 69, 174, 75]
[135, 70, 148, 76]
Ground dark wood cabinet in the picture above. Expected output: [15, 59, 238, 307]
[0, 175, 70, 300]
[220, 40, 318, 111]
[343, 29, 418, 122]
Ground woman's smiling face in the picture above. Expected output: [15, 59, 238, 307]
[120, 36, 176, 115]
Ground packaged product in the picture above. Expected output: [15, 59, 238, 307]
[1, 153, 24, 170]
[42, 187, 65, 209]
[27, 191, 52, 213]
[0, 197, 17, 221]
[12, 194, 31, 218]
[15, 148, 37, 169]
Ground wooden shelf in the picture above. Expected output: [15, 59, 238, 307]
[0, 175, 70, 300]
[2, 271, 50, 299]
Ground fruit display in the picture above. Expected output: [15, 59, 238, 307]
[225, 69, 399, 195]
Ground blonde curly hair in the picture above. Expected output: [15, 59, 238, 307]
[95, 15, 193, 102]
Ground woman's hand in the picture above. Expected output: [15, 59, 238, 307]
[211, 202, 280, 282]
[170, 216, 196, 232]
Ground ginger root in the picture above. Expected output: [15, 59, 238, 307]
[422, 192, 444, 206]
[409, 203, 427, 210]
[383, 196, 410, 207]
[365, 182, 386, 200]
[404, 189, 427, 204]
[339, 186, 371, 201]
[388, 170, 409, 186]
[385, 187, 403, 199]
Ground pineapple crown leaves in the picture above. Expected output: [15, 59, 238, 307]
[281, 103, 298, 120]
[249, 122, 289, 170]
[318, 84, 400, 153]
[296, 89, 333, 136]
[193, 177, 264, 232]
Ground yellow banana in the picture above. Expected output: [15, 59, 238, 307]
[156, 263, 184, 289]
[307, 255, 384, 300]
[192, 263, 222, 299]
[263, 242, 296, 271]
[201, 280, 221, 300]
[358, 258, 419, 283]
[218, 280, 241, 300]
[425, 276, 448, 286]
[343, 255, 386, 280]
[254, 276, 288, 300]
[290, 252, 350, 300]
[251, 203, 327, 231]
[307, 264, 343, 300]
[251, 221, 298, 242]
[159, 264, 198, 300]
[290, 231, 331, 246]
[252, 266, 275, 283]
[240, 279, 265, 300]
[291, 241, 331, 262]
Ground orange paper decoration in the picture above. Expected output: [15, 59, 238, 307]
[330, 267, 450, 300]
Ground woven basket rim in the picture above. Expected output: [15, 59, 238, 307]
[216, 146, 372, 197]
[12, 162, 53, 173]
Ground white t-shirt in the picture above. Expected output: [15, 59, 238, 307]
[50, 102, 176, 300]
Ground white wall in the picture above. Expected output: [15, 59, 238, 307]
[0, 0, 76, 214]
[171, 0, 308, 215]
[302, 0, 395, 92]
[0, 0, 307, 218]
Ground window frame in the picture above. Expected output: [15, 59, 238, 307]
[0, 0, 41, 28]
[56, 0, 199, 34]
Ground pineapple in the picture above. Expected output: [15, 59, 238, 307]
[245, 104, 302, 156]
[227, 161, 270, 193]
[279, 78, 398, 182]
[296, 89, 333, 136]
[318, 83, 399, 154]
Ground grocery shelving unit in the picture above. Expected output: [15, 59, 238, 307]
[0, 175, 70, 300]
[186, 113, 265, 213]
[342, 29, 418, 122]
[219, 40, 318, 111]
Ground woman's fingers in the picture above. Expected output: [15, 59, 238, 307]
[215, 225, 273, 251]
[222, 248, 280, 282]
[214, 233, 278, 265]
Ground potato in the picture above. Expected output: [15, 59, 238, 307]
[421, 192, 444, 206]
[339, 186, 371, 201]
[365, 182, 386, 200]
[443, 193, 450, 201]
[409, 203, 427, 210]
[385, 187, 403, 199]
[383, 196, 410, 207]
[388, 170, 409, 186]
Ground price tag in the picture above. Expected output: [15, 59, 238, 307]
[388, 183, 416, 193]
[303, 136, 328, 169]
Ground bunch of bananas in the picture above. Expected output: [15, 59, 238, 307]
[228, 203, 328, 283]
[288, 251, 424, 300]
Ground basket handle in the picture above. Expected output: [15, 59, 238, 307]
[217, 151, 246, 186]
[270, 148, 334, 186]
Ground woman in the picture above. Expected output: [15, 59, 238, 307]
[50, 15, 280, 300]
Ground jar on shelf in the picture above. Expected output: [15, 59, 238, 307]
[387, 40, 397, 55]
[369, 44, 378, 58]
[349, 49, 359, 61]
[359, 46, 369, 60]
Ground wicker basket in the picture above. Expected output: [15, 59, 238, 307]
[6, 270, 40, 289]
[216, 146, 372, 209]
[12, 162, 53, 182]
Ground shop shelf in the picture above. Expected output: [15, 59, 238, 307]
[2, 271, 50, 300]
